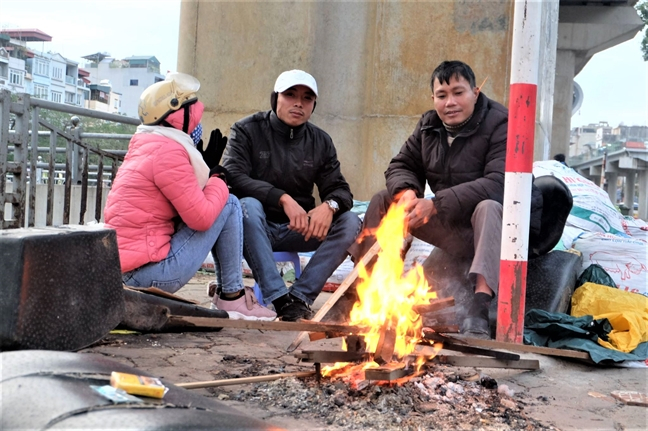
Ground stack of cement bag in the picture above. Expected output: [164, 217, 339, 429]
[533, 160, 647, 298]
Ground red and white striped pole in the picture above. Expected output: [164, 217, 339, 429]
[497, 0, 543, 343]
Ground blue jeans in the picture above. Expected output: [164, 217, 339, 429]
[240, 197, 361, 305]
[122, 195, 244, 294]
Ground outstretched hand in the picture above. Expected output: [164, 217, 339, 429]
[397, 189, 436, 230]
[405, 198, 436, 229]
[197, 128, 228, 169]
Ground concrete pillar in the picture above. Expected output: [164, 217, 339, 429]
[551, 50, 575, 159]
[638, 170, 648, 221]
[624, 171, 636, 209]
[534, 1, 559, 162]
[605, 172, 618, 204]
[178, 0, 515, 200]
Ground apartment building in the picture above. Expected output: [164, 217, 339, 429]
[0, 29, 90, 108]
[83, 54, 164, 117]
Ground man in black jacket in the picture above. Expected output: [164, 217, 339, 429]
[349, 61, 543, 338]
[223, 70, 361, 321]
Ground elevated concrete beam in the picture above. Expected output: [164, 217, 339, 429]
[551, 4, 642, 159]
[558, 5, 644, 73]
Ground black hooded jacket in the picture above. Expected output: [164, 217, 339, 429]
[385, 93, 543, 237]
[223, 110, 353, 224]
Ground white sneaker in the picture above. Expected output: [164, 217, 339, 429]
[211, 286, 277, 321]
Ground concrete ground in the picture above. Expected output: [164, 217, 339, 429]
[80, 272, 648, 431]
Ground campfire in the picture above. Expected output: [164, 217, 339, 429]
[320, 201, 445, 382]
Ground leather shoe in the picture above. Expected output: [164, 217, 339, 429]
[461, 316, 492, 340]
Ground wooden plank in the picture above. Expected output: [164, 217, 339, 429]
[364, 363, 409, 381]
[412, 297, 455, 315]
[168, 316, 365, 334]
[175, 371, 316, 389]
[425, 324, 460, 334]
[431, 355, 540, 370]
[437, 342, 520, 360]
[442, 335, 592, 360]
[296, 350, 370, 363]
[286, 241, 381, 352]
[308, 331, 348, 341]
[610, 391, 648, 407]
[374, 317, 397, 365]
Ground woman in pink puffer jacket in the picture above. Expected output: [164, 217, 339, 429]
[104, 73, 275, 321]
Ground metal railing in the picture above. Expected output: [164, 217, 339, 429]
[0, 90, 139, 229]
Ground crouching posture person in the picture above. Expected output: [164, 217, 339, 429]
[350, 61, 543, 338]
[223, 70, 361, 321]
[104, 73, 276, 321]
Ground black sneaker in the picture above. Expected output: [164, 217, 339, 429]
[278, 296, 313, 322]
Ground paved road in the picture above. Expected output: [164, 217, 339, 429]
[79, 272, 647, 430]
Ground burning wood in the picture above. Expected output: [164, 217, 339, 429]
[364, 362, 412, 381]
[412, 297, 455, 315]
[373, 317, 398, 365]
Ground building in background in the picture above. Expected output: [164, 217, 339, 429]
[0, 29, 89, 108]
[86, 81, 122, 114]
[612, 125, 648, 143]
[568, 121, 647, 159]
[82, 53, 164, 117]
[0, 29, 164, 118]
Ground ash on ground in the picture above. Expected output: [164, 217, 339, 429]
[214, 364, 557, 431]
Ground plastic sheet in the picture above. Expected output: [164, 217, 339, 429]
[571, 282, 648, 353]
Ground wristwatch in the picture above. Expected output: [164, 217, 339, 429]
[325, 199, 339, 214]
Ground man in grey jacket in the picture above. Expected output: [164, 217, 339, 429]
[350, 60, 543, 338]
[223, 70, 361, 321]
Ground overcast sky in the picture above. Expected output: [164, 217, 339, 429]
[2, 0, 647, 128]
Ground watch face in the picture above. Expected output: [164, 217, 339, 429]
[327, 200, 339, 211]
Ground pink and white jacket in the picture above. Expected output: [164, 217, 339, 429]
[104, 127, 228, 273]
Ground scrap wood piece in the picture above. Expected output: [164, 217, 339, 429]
[286, 241, 382, 353]
[425, 324, 460, 334]
[175, 371, 316, 389]
[610, 391, 648, 407]
[421, 333, 519, 360]
[345, 335, 367, 353]
[296, 349, 370, 363]
[308, 331, 347, 342]
[374, 316, 398, 365]
[442, 335, 593, 361]
[168, 315, 365, 334]
[430, 355, 539, 370]
[432, 341, 520, 361]
[364, 363, 410, 381]
[413, 297, 455, 315]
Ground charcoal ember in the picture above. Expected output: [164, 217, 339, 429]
[333, 391, 347, 407]
[481, 375, 498, 389]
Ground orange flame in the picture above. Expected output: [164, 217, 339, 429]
[351, 202, 436, 359]
[322, 202, 439, 378]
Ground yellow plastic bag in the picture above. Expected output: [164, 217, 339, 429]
[571, 282, 648, 353]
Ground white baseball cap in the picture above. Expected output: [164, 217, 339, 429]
[274, 70, 318, 97]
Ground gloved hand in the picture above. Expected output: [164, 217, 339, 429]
[197, 128, 228, 169]
[209, 165, 230, 185]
